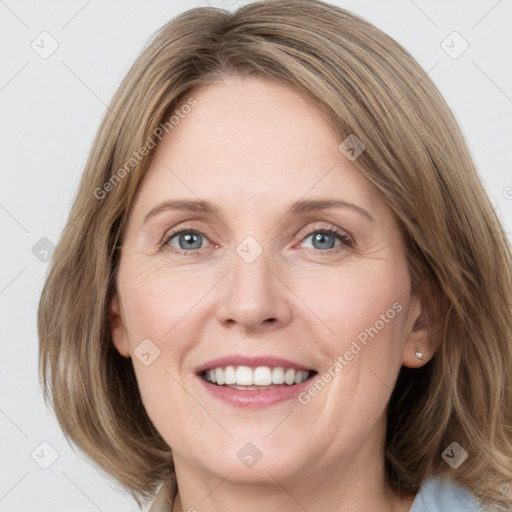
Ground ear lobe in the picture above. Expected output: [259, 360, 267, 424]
[109, 294, 131, 358]
[402, 283, 441, 368]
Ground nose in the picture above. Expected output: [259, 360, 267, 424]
[216, 242, 293, 332]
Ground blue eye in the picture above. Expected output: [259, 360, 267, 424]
[165, 230, 209, 251]
[300, 229, 351, 251]
[305, 232, 337, 250]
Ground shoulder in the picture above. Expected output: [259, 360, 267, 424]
[410, 477, 484, 512]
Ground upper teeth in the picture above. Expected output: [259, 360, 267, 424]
[204, 366, 310, 386]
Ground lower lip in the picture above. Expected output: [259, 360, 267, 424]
[196, 374, 316, 408]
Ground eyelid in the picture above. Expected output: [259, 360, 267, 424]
[295, 222, 353, 243]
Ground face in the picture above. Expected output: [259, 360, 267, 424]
[111, 75, 430, 489]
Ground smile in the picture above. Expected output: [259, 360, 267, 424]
[202, 365, 313, 389]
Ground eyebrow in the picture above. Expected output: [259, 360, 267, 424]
[143, 198, 374, 224]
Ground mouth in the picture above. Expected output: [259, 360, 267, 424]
[194, 355, 318, 407]
[199, 365, 318, 390]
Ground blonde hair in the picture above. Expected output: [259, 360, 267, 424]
[38, 0, 512, 508]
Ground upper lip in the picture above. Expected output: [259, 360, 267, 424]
[195, 355, 315, 375]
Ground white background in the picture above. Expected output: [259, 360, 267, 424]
[1, 0, 511, 510]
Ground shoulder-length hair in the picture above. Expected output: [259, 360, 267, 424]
[38, 0, 512, 508]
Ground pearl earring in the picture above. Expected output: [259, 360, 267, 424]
[415, 351, 424, 360]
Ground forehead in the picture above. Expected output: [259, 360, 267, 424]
[129, 75, 379, 221]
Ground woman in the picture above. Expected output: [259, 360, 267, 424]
[38, 1, 512, 511]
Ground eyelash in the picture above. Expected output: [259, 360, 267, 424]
[161, 224, 354, 255]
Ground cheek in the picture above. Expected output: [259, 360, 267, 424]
[116, 259, 215, 413]
[292, 262, 409, 356]
[118, 257, 210, 343]
[291, 261, 410, 423]
[120, 269, 201, 445]
[306, 265, 409, 413]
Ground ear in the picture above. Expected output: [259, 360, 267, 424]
[109, 294, 131, 358]
[402, 282, 441, 368]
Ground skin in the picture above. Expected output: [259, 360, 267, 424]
[110, 75, 436, 512]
